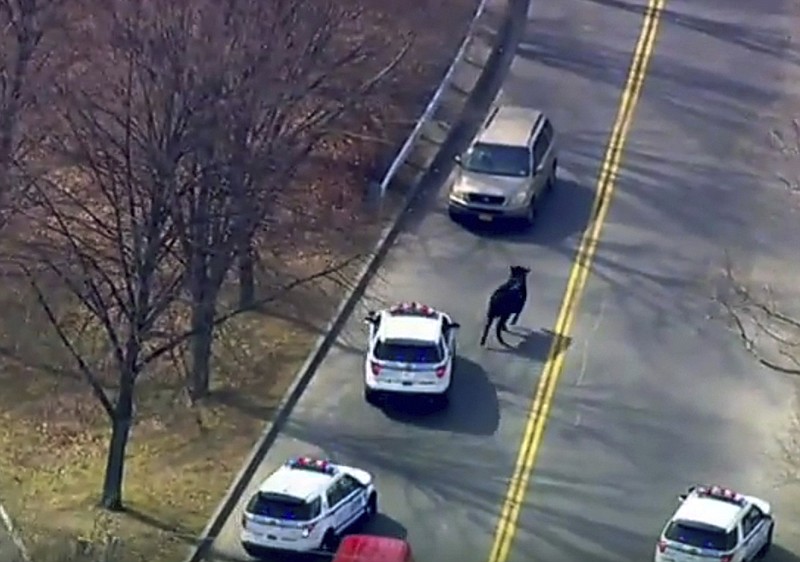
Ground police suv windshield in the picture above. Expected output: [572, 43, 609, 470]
[665, 521, 737, 551]
[373, 339, 443, 364]
[246, 492, 321, 521]
[462, 143, 530, 178]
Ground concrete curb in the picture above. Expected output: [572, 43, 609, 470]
[182, 0, 527, 560]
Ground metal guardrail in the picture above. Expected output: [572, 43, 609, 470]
[376, 0, 492, 198]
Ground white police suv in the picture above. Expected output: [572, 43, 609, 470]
[655, 485, 774, 562]
[240, 456, 378, 556]
[363, 301, 460, 407]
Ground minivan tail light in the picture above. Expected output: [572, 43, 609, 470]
[656, 540, 666, 553]
[371, 361, 382, 376]
[435, 366, 446, 378]
[720, 555, 733, 562]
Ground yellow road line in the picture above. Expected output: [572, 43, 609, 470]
[487, 1, 667, 561]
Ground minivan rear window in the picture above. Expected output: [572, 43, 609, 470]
[246, 493, 320, 521]
[664, 521, 737, 551]
[373, 340, 443, 364]
[462, 143, 530, 177]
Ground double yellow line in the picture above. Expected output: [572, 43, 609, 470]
[487, 1, 667, 561]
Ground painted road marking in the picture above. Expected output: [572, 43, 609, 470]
[487, 0, 667, 561]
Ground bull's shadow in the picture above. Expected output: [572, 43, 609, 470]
[486, 327, 572, 360]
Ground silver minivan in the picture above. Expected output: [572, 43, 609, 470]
[449, 105, 558, 226]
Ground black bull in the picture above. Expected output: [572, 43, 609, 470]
[480, 265, 530, 347]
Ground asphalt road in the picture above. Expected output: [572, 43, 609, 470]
[206, 0, 800, 561]
[508, 0, 800, 561]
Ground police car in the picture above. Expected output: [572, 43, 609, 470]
[363, 302, 460, 407]
[240, 456, 378, 556]
[655, 485, 774, 562]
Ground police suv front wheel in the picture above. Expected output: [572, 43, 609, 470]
[364, 492, 378, 521]
[757, 524, 774, 558]
[321, 528, 339, 552]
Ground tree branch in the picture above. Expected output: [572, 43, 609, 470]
[141, 252, 363, 366]
[715, 252, 800, 376]
[19, 263, 117, 418]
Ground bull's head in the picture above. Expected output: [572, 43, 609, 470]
[509, 265, 531, 279]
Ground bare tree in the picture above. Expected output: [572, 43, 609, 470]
[168, 0, 409, 398]
[0, 0, 68, 218]
[714, 253, 800, 376]
[8, 0, 199, 510]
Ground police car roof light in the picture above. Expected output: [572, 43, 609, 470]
[696, 485, 745, 505]
[288, 456, 336, 474]
[390, 301, 435, 316]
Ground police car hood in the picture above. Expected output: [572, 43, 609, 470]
[456, 170, 528, 196]
[340, 465, 373, 486]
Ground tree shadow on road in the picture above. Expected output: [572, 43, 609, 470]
[454, 178, 595, 248]
[586, 0, 799, 64]
[378, 357, 500, 436]
[769, 544, 800, 562]
[360, 512, 408, 540]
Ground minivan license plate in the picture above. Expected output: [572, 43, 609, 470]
[478, 213, 492, 221]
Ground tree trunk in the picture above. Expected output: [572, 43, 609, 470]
[100, 376, 134, 511]
[189, 298, 216, 399]
[237, 240, 255, 309]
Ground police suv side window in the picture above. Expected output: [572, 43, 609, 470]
[341, 474, 365, 497]
[307, 497, 322, 519]
[532, 132, 548, 170]
[742, 506, 763, 537]
[326, 480, 346, 509]
[542, 120, 554, 145]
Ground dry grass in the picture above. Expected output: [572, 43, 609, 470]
[0, 0, 481, 561]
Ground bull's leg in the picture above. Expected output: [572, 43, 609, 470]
[480, 316, 494, 346]
[496, 314, 511, 346]
[511, 294, 527, 325]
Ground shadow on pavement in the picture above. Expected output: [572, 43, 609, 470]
[516, 27, 628, 89]
[524, 503, 650, 562]
[360, 512, 408, 540]
[586, 0, 800, 64]
[282, 416, 506, 517]
[768, 544, 800, 562]
[485, 327, 571, 361]
[454, 177, 595, 246]
[380, 356, 500, 436]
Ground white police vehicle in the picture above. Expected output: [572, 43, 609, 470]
[363, 301, 460, 407]
[655, 485, 774, 562]
[240, 456, 378, 556]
